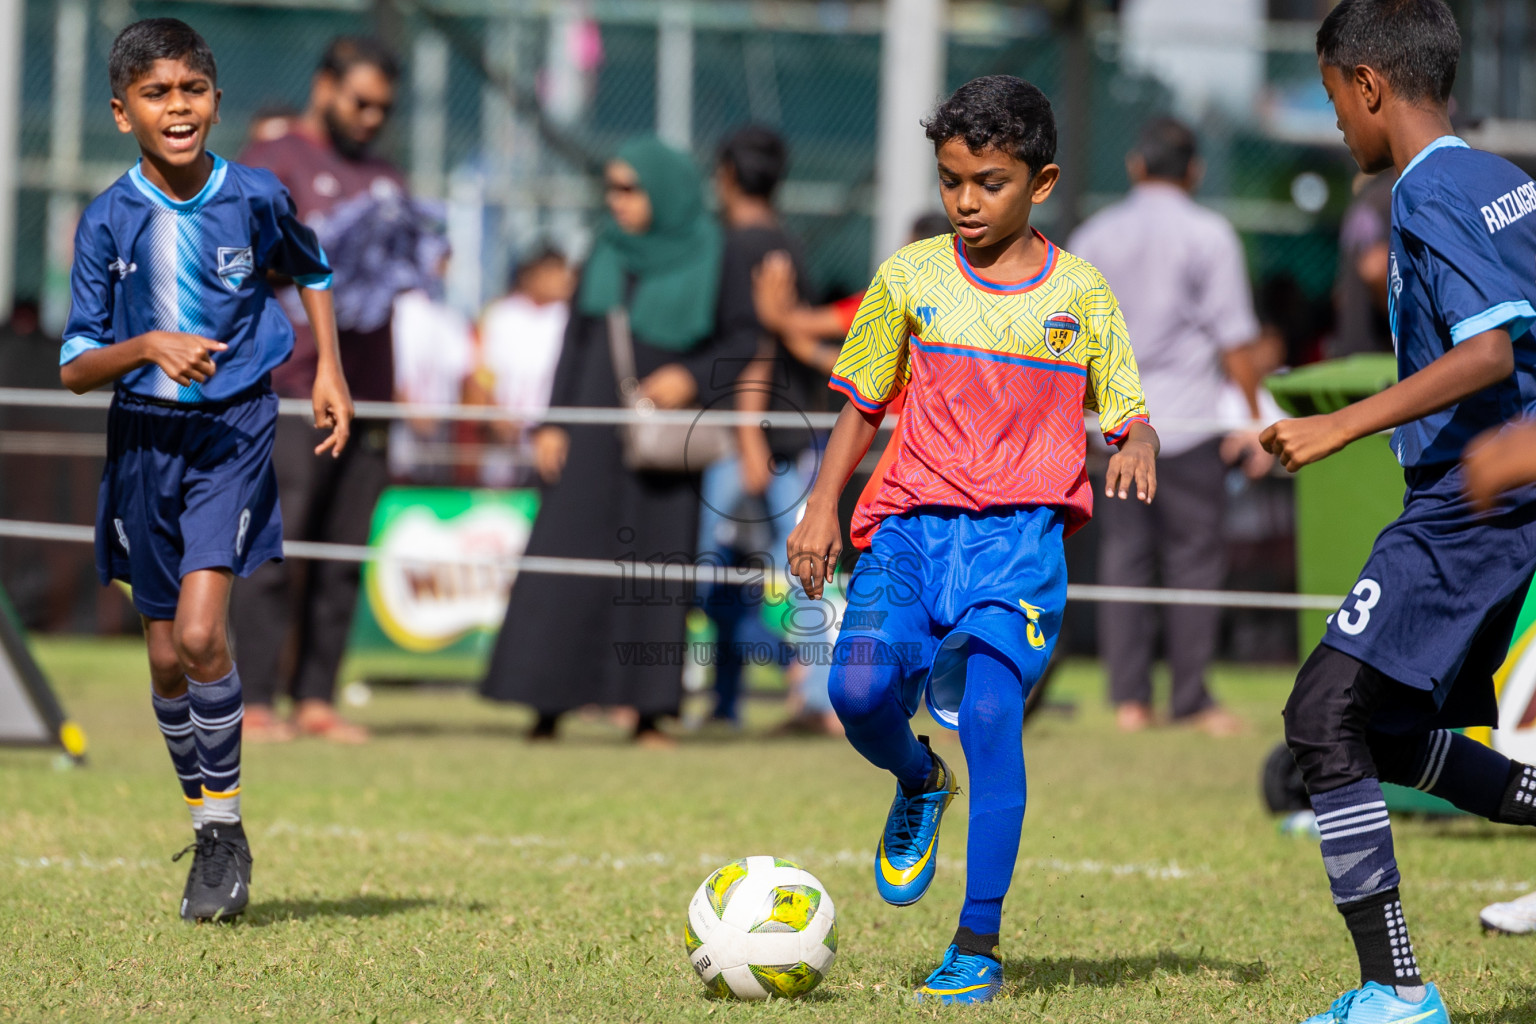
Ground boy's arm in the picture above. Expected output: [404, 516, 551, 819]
[1087, 284, 1158, 503]
[786, 402, 883, 598]
[1261, 328, 1513, 471]
[299, 286, 353, 457]
[61, 332, 228, 394]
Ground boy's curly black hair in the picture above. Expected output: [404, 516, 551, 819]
[108, 18, 217, 101]
[922, 75, 1057, 176]
[1317, 0, 1460, 104]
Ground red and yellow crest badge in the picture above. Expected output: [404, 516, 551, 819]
[1043, 311, 1081, 357]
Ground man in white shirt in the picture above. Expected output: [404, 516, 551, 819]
[1068, 117, 1263, 736]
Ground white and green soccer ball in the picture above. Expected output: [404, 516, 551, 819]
[685, 856, 837, 1000]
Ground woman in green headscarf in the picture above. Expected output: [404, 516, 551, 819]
[482, 138, 757, 745]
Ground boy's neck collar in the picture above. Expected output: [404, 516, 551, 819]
[1392, 135, 1467, 192]
[130, 153, 227, 210]
[953, 229, 1056, 294]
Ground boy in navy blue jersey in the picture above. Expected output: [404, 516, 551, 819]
[61, 18, 351, 922]
[1262, 1, 1536, 1019]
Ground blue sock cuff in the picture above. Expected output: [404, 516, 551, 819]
[1313, 778, 1400, 904]
[186, 666, 241, 703]
[151, 690, 191, 716]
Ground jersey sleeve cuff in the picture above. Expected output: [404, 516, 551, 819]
[295, 272, 333, 290]
[1450, 300, 1536, 344]
[59, 336, 106, 366]
[828, 374, 887, 413]
[1102, 413, 1150, 446]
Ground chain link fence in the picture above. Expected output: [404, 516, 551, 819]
[12, 0, 1380, 320]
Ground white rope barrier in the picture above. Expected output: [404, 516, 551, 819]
[0, 387, 1267, 434]
[0, 518, 1344, 610]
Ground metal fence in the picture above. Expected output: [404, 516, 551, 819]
[11, 0, 1397, 327]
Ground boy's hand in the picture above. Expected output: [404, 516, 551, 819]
[311, 366, 353, 457]
[1463, 421, 1536, 510]
[142, 331, 227, 387]
[636, 364, 697, 410]
[533, 426, 569, 484]
[787, 503, 841, 600]
[1106, 437, 1157, 503]
[1260, 414, 1349, 472]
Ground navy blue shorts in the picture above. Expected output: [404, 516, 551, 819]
[96, 387, 283, 620]
[1322, 461, 1536, 727]
[836, 505, 1066, 730]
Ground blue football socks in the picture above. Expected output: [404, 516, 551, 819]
[187, 666, 244, 824]
[152, 690, 205, 826]
[956, 641, 1027, 939]
[1312, 778, 1423, 996]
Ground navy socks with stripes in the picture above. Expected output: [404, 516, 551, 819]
[187, 667, 244, 824]
[1312, 779, 1424, 997]
[152, 690, 205, 826]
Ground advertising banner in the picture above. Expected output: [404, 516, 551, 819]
[345, 487, 539, 681]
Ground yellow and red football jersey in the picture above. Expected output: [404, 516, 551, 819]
[830, 231, 1149, 549]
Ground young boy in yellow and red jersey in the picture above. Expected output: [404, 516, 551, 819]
[787, 75, 1158, 1003]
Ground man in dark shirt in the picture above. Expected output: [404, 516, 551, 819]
[696, 126, 835, 731]
[231, 37, 407, 743]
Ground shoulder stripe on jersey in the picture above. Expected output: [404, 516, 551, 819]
[952, 232, 1057, 294]
[829, 374, 885, 412]
[910, 334, 1087, 377]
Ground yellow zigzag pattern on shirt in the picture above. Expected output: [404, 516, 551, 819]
[833, 233, 1148, 436]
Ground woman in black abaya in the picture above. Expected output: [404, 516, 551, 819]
[480, 138, 753, 745]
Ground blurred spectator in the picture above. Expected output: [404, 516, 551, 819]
[475, 246, 575, 488]
[1258, 272, 1328, 368]
[231, 36, 413, 744]
[1068, 116, 1262, 736]
[1327, 170, 1398, 359]
[693, 125, 827, 733]
[480, 138, 757, 746]
[750, 211, 954, 733]
[247, 102, 299, 145]
[389, 238, 474, 485]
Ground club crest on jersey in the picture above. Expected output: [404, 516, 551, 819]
[216, 246, 254, 290]
[1043, 311, 1080, 357]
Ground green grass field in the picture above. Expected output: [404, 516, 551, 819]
[5, 638, 1536, 1023]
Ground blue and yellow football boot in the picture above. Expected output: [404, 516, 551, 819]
[1298, 982, 1450, 1024]
[913, 942, 1003, 1004]
[874, 735, 958, 906]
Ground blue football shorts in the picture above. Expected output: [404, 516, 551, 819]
[834, 505, 1066, 730]
[95, 386, 283, 620]
[1322, 461, 1536, 729]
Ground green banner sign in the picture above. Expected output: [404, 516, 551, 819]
[345, 486, 540, 681]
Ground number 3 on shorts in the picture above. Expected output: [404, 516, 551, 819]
[1335, 578, 1382, 636]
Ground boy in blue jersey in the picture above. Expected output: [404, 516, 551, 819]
[1262, 1, 1536, 1020]
[61, 19, 352, 922]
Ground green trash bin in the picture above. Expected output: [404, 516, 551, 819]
[1265, 354, 1461, 815]
[1265, 354, 1401, 650]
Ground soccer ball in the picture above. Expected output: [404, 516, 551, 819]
[685, 856, 837, 1000]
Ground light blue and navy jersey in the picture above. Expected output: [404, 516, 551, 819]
[62, 154, 332, 403]
[1388, 136, 1536, 467]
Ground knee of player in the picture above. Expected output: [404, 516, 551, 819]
[172, 618, 230, 676]
[827, 639, 899, 720]
[1283, 648, 1351, 755]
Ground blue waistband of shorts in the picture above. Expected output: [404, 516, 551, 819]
[113, 379, 273, 413]
[894, 504, 1063, 525]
